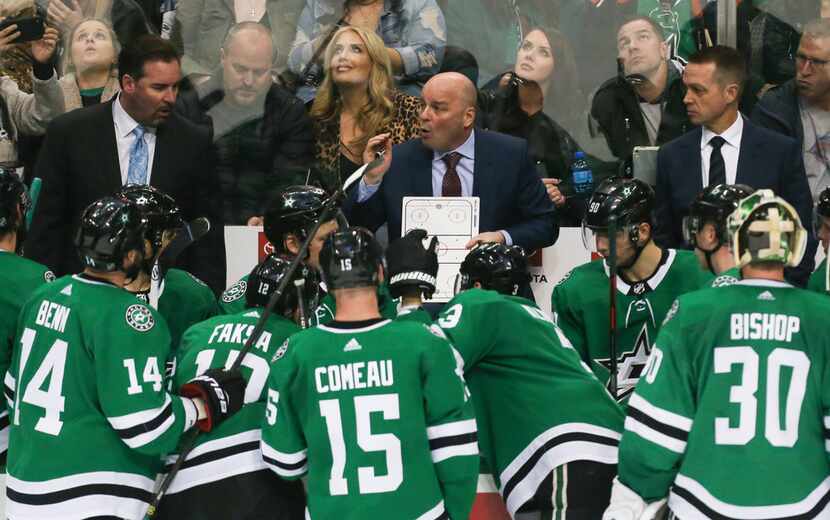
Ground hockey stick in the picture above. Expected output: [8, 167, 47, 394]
[143, 200, 340, 519]
[607, 215, 619, 399]
[148, 217, 211, 310]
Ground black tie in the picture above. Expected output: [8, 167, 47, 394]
[708, 136, 726, 187]
[442, 152, 462, 197]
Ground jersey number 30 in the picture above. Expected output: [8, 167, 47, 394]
[715, 346, 809, 447]
[320, 394, 403, 496]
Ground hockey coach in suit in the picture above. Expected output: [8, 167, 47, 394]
[343, 72, 557, 253]
[25, 35, 226, 294]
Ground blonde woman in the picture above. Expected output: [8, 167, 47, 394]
[59, 18, 120, 110]
[311, 25, 422, 190]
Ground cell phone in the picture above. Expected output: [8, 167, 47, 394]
[0, 15, 46, 44]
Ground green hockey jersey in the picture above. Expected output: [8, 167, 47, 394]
[708, 266, 741, 288]
[619, 279, 830, 518]
[5, 274, 198, 519]
[164, 308, 300, 495]
[436, 289, 624, 517]
[809, 259, 828, 294]
[0, 250, 53, 457]
[551, 249, 711, 400]
[220, 274, 399, 325]
[134, 268, 220, 352]
[261, 319, 479, 520]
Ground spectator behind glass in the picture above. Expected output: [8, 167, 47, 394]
[173, 0, 305, 76]
[753, 18, 830, 203]
[60, 18, 120, 111]
[47, 0, 155, 49]
[478, 26, 613, 226]
[288, 0, 445, 102]
[176, 22, 315, 225]
[590, 16, 693, 170]
[309, 25, 422, 191]
[0, 14, 64, 164]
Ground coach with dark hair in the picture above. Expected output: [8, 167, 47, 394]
[655, 45, 814, 285]
[26, 34, 226, 294]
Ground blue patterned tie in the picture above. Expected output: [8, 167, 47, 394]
[126, 126, 148, 185]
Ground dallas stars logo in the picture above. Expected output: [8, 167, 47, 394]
[222, 280, 247, 303]
[125, 304, 155, 332]
[597, 323, 651, 401]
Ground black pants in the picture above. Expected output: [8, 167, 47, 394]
[514, 461, 617, 520]
[155, 469, 306, 520]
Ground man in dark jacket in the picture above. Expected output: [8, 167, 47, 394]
[752, 18, 830, 203]
[591, 16, 693, 169]
[176, 22, 314, 225]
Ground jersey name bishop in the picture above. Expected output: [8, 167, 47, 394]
[34, 300, 71, 333]
[730, 313, 800, 343]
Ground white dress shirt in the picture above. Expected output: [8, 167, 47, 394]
[112, 94, 156, 185]
[700, 114, 743, 186]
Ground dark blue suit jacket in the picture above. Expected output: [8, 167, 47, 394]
[343, 130, 558, 251]
[655, 117, 815, 282]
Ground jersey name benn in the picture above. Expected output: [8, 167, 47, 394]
[315, 360, 394, 394]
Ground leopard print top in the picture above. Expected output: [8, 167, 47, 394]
[313, 90, 423, 190]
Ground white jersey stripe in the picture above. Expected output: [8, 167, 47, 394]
[431, 441, 479, 463]
[624, 416, 687, 454]
[669, 474, 830, 519]
[427, 418, 477, 439]
[415, 500, 446, 520]
[107, 394, 172, 430]
[7, 493, 150, 520]
[120, 412, 175, 449]
[260, 441, 307, 477]
[628, 394, 693, 432]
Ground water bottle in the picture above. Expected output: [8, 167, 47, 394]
[571, 151, 594, 196]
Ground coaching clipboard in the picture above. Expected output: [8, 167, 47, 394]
[402, 197, 480, 302]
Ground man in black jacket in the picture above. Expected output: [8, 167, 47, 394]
[752, 18, 830, 204]
[176, 22, 314, 225]
[591, 16, 693, 168]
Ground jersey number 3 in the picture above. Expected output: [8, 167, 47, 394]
[715, 346, 810, 447]
[319, 394, 403, 496]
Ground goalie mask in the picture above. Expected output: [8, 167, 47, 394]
[263, 185, 346, 253]
[245, 254, 320, 320]
[727, 189, 807, 268]
[319, 227, 384, 290]
[582, 177, 654, 269]
[454, 243, 531, 296]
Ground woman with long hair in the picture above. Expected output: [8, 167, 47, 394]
[311, 25, 421, 190]
[59, 18, 120, 110]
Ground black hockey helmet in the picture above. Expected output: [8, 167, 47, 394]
[814, 186, 830, 237]
[454, 242, 531, 296]
[75, 196, 147, 272]
[245, 254, 320, 317]
[116, 184, 184, 255]
[0, 167, 29, 235]
[319, 227, 384, 290]
[263, 185, 345, 252]
[683, 183, 754, 249]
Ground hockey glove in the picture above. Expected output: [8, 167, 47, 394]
[387, 228, 439, 299]
[180, 368, 246, 432]
[602, 477, 667, 520]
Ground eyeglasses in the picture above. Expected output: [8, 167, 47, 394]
[796, 53, 830, 69]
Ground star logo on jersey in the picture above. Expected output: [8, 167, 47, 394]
[272, 340, 289, 362]
[597, 323, 652, 401]
[343, 338, 362, 352]
[222, 280, 247, 303]
[125, 304, 155, 332]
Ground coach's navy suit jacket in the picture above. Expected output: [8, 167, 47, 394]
[654, 117, 815, 282]
[343, 130, 558, 252]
